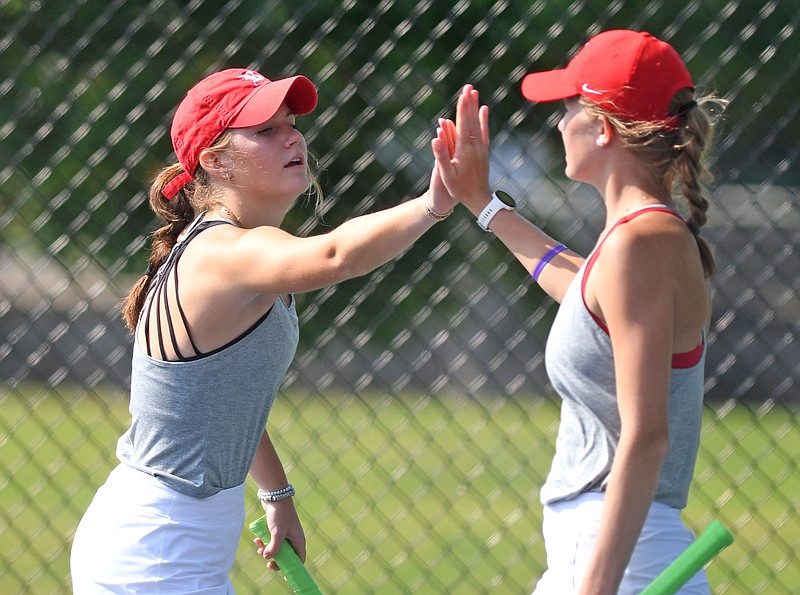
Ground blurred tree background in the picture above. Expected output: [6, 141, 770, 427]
[3, 0, 797, 263]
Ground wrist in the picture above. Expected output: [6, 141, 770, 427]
[257, 484, 295, 502]
[476, 190, 516, 231]
[460, 185, 494, 213]
[423, 191, 454, 222]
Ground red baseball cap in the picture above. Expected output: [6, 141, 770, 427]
[163, 68, 318, 198]
[521, 30, 694, 126]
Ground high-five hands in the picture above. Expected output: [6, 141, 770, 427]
[431, 85, 493, 211]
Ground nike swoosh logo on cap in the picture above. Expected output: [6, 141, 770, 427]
[581, 83, 603, 95]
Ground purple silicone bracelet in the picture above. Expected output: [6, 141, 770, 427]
[532, 244, 567, 282]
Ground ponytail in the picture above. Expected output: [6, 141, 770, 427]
[669, 89, 727, 278]
[121, 163, 197, 332]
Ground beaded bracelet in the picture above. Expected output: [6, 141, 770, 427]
[257, 484, 296, 502]
[423, 192, 454, 222]
[532, 244, 567, 282]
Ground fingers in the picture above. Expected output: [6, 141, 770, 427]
[431, 138, 453, 187]
[435, 119, 456, 160]
[262, 532, 281, 560]
[254, 537, 280, 572]
[431, 136, 451, 168]
[479, 104, 490, 144]
[256, 524, 285, 565]
[440, 118, 457, 157]
[455, 84, 483, 145]
[454, 86, 472, 141]
[430, 84, 491, 206]
[255, 540, 305, 573]
[434, 85, 487, 160]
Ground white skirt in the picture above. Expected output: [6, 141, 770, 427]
[71, 464, 245, 594]
[533, 493, 710, 594]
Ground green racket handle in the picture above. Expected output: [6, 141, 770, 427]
[641, 520, 733, 595]
[249, 515, 323, 595]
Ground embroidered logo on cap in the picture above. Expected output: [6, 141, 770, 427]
[238, 70, 265, 85]
[581, 83, 603, 95]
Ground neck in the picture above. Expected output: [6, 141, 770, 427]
[591, 147, 673, 225]
[600, 172, 672, 226]
[605, 194, 672, 227]
[219, 206, 243, 227]
[214, 197, 292, 229]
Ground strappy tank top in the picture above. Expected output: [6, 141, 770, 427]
[116, 214, 299, 498]
[542, 206, 706, 509]
[139, 214, 243, 361]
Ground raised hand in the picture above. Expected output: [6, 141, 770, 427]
[426, 150, 457, 218]
[431, 85, 492, 211]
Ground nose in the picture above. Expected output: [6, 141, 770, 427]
[285, 126, 303, 146]
[557, 115, 567, 133]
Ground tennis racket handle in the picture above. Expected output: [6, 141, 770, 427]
[249, 515, 323, 595]
[641, 520, 733, 595]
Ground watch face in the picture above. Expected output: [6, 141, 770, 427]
[495, 190, 516, 208]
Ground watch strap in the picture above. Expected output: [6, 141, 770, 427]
[477, 192, 515, 231]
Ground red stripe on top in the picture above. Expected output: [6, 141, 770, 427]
[671, 340, 705, 369]
[580, 206, 704, 369]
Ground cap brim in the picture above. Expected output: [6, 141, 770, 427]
[231, 75, 318, 128]
[521, 69, 578, 103]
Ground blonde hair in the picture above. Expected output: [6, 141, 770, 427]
[582, 89, 727, 278]
[121, 133, 324, 332]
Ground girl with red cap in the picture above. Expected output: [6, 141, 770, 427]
[433, 30, 726, 594]
[70, 68, 456, 593]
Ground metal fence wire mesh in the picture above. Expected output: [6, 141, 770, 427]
[1, 0, 799, 593]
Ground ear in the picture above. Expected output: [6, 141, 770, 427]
[198, 149, 232, 179]
[595, 115, 614, 147]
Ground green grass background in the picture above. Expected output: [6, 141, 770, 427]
[1, 386, 798, 593]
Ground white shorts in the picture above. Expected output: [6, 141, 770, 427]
[70, 464, 245, 594]
[533, 493, 710, 594]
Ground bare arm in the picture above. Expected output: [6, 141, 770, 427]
[197, 162, 455, 299]
[578, 226, 678, 594]
[465, 207, 584, 302]
[231, 193, 439, 294]
[432, 85, 583, 302]
[249, 430, 306, 568]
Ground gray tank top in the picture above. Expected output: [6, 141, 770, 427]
[117, 215, 299, 498]
[542, 206, 705, 509]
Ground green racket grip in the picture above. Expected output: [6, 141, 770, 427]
[249, 515, 323, 595]
[641, 520, 733, 595]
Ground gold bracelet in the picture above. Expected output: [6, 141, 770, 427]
[423, 192, 454, 222]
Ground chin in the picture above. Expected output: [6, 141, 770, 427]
[275, 177, 310, 199]
[564, 165, 590, 185]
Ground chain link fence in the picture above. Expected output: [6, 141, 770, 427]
[1, 0, 799, 592]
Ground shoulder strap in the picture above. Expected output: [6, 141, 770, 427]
[578, 206, 703, 367]
[140, 217, 235, 361]
[581, 206, 683, 335]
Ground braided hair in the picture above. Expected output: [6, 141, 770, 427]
[581, 89, 727, 277]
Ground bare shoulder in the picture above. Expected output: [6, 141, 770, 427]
[188, 223, 295, 264]
[600, 211, 697, 279]
[597, 210, 709, 315]
[176, 223, 287, 296]
[178, 221, 336, 298]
